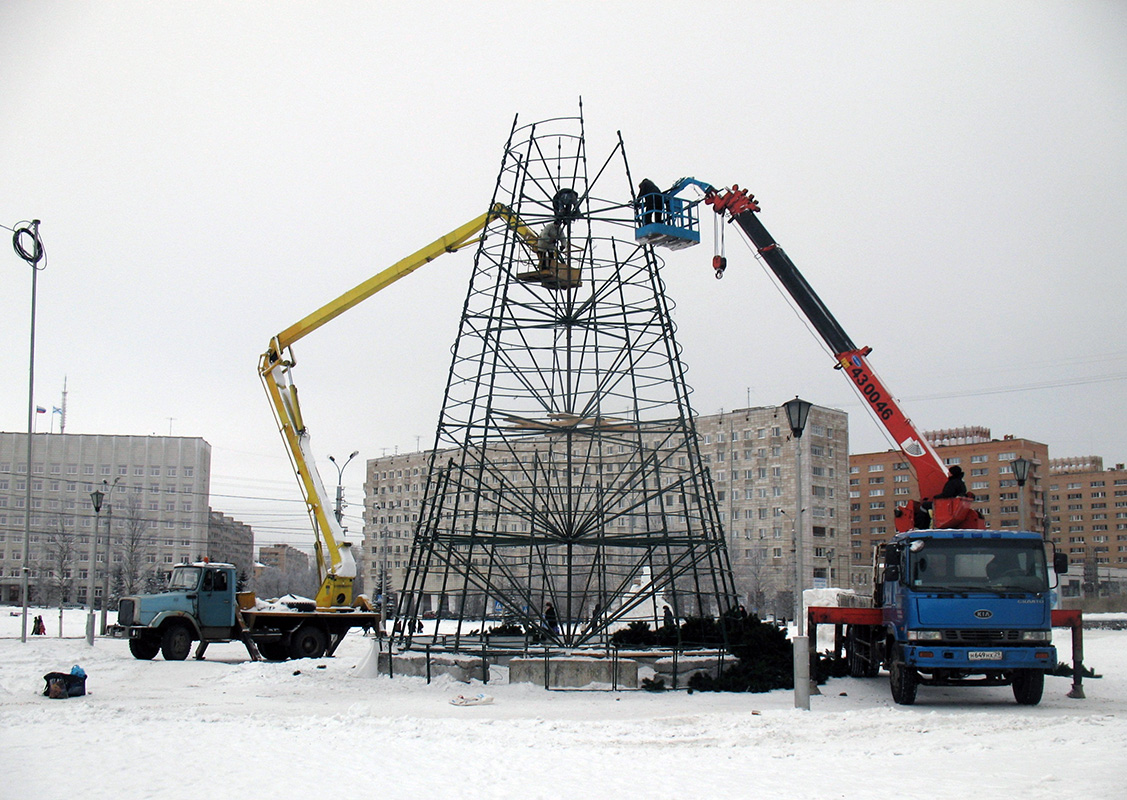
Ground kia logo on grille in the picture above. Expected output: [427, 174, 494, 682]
[974, 609, 993, 619]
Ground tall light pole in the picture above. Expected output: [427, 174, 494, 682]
[1012, 456, 1031, 532]
[328, 450, 360, 528]
[13, 220, 45, 644]
[100, 477, 122, 634]
[87, 488, 105, 646]
[783, 396, 812, 711]
[380, 525, 390, 634]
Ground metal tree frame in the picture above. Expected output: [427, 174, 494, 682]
[396, 111, 738, 650]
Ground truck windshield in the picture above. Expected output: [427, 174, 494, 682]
[168, 567, 202, 591]
[908, 539, 1048, 593]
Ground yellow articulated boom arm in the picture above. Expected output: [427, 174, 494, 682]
[259, 203, 536, 609]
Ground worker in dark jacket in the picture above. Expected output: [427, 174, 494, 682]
[936, 465, 970, 499]
[637, 178, 664, 225]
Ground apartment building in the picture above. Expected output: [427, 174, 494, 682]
[257, 542, 310, 574]
[693, 405, 849, 617]
[1047, 458, 1127, 598]
[847, 427, 1048, 591]
[363, 449, 430, 607]
[0, 432, 250, 605]
[362, 403, 850, 621]
[207, 511, 255, 578]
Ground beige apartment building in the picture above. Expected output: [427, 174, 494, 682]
[362, 403, 851, 621]
[692, 404, 850, 618]
[0, 432, 252, 605]
[257, 542, 310, 574]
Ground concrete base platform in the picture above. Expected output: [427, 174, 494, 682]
[377, 650, 488, 683]
[509, 655, 638, 688]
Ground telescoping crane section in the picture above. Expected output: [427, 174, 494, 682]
[636, 179, 983, 532]
[260, 204, 537, 610]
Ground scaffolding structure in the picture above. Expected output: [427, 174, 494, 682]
[396, 111, 738, 649]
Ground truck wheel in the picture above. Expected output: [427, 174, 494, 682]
[160, 623, 193, 661]
[289, 624, 327, 659]
[258, 642, 289, 661]
[1012, 669, 1044, 705]
[889, 659, 918, 705]
[846, 627, 868, 678]
[129, 637, 160, 660]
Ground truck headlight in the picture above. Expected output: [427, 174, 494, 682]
[1020, 631, 1051, 642]
[907, 630, 944, 642]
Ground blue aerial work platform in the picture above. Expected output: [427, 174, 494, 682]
[634, 191, 701, 250]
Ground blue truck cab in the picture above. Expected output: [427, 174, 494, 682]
[114, 563, 241, 660]
[881, 529, 1067, 705]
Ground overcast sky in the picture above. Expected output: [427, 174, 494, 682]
[3, 2, 1125, 552]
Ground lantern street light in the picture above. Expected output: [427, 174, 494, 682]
[1012, 456, 1031, 532]
[87, 488, 105, 646]
[782, 396, 813, 711]
[100, 477, 122, 635]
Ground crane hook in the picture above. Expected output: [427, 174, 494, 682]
[712, 255, 727, 279]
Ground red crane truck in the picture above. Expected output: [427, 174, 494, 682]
[637, 179, 1084, 704]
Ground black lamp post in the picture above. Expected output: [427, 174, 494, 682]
[99, 477, 121, 635]
[1012, 456, 1031, 531]
[87, 488, 105, 646]
[782, 397, 813, 710]
[782, 397, 812, 619]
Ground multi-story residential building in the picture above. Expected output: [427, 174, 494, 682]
[362, 403, 850, 621]
[363, 450, 429, 608]
[693, 404, 849, 618]
[257, 542, 310, 574]
[0, 432, 251, 605]
[207, 511, 255, 578]
[847, 427, 1048, 591]
[1046, 457, 1127, 599]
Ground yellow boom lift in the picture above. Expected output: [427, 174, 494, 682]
[259, 204, 537, 609]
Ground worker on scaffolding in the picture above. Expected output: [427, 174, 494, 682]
[536, 221, 562, 271]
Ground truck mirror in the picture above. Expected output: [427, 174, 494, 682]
[1054, 552, 1069, 574]
[884, 564, 901, 583]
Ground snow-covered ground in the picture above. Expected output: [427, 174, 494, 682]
[2, 607, 1123, 799]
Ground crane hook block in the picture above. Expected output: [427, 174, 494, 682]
[712, 254, 727, 278]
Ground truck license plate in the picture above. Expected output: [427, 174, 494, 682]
[968, 650, 1003, 661]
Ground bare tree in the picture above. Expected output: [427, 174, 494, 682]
[36, 514, 79, 636]
[113, 493, 155, 598]
[253, 562, 320, 600]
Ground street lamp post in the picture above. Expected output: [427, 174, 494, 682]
[328, 450, 360, 529]
[100, 477, 122, 634]
[380, 525, 390, 634]
[783, 396, 812, 711]
[87, 488, 105, 646]
[1011, 457, 1030, 532]
[14, 219, 45, 644]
